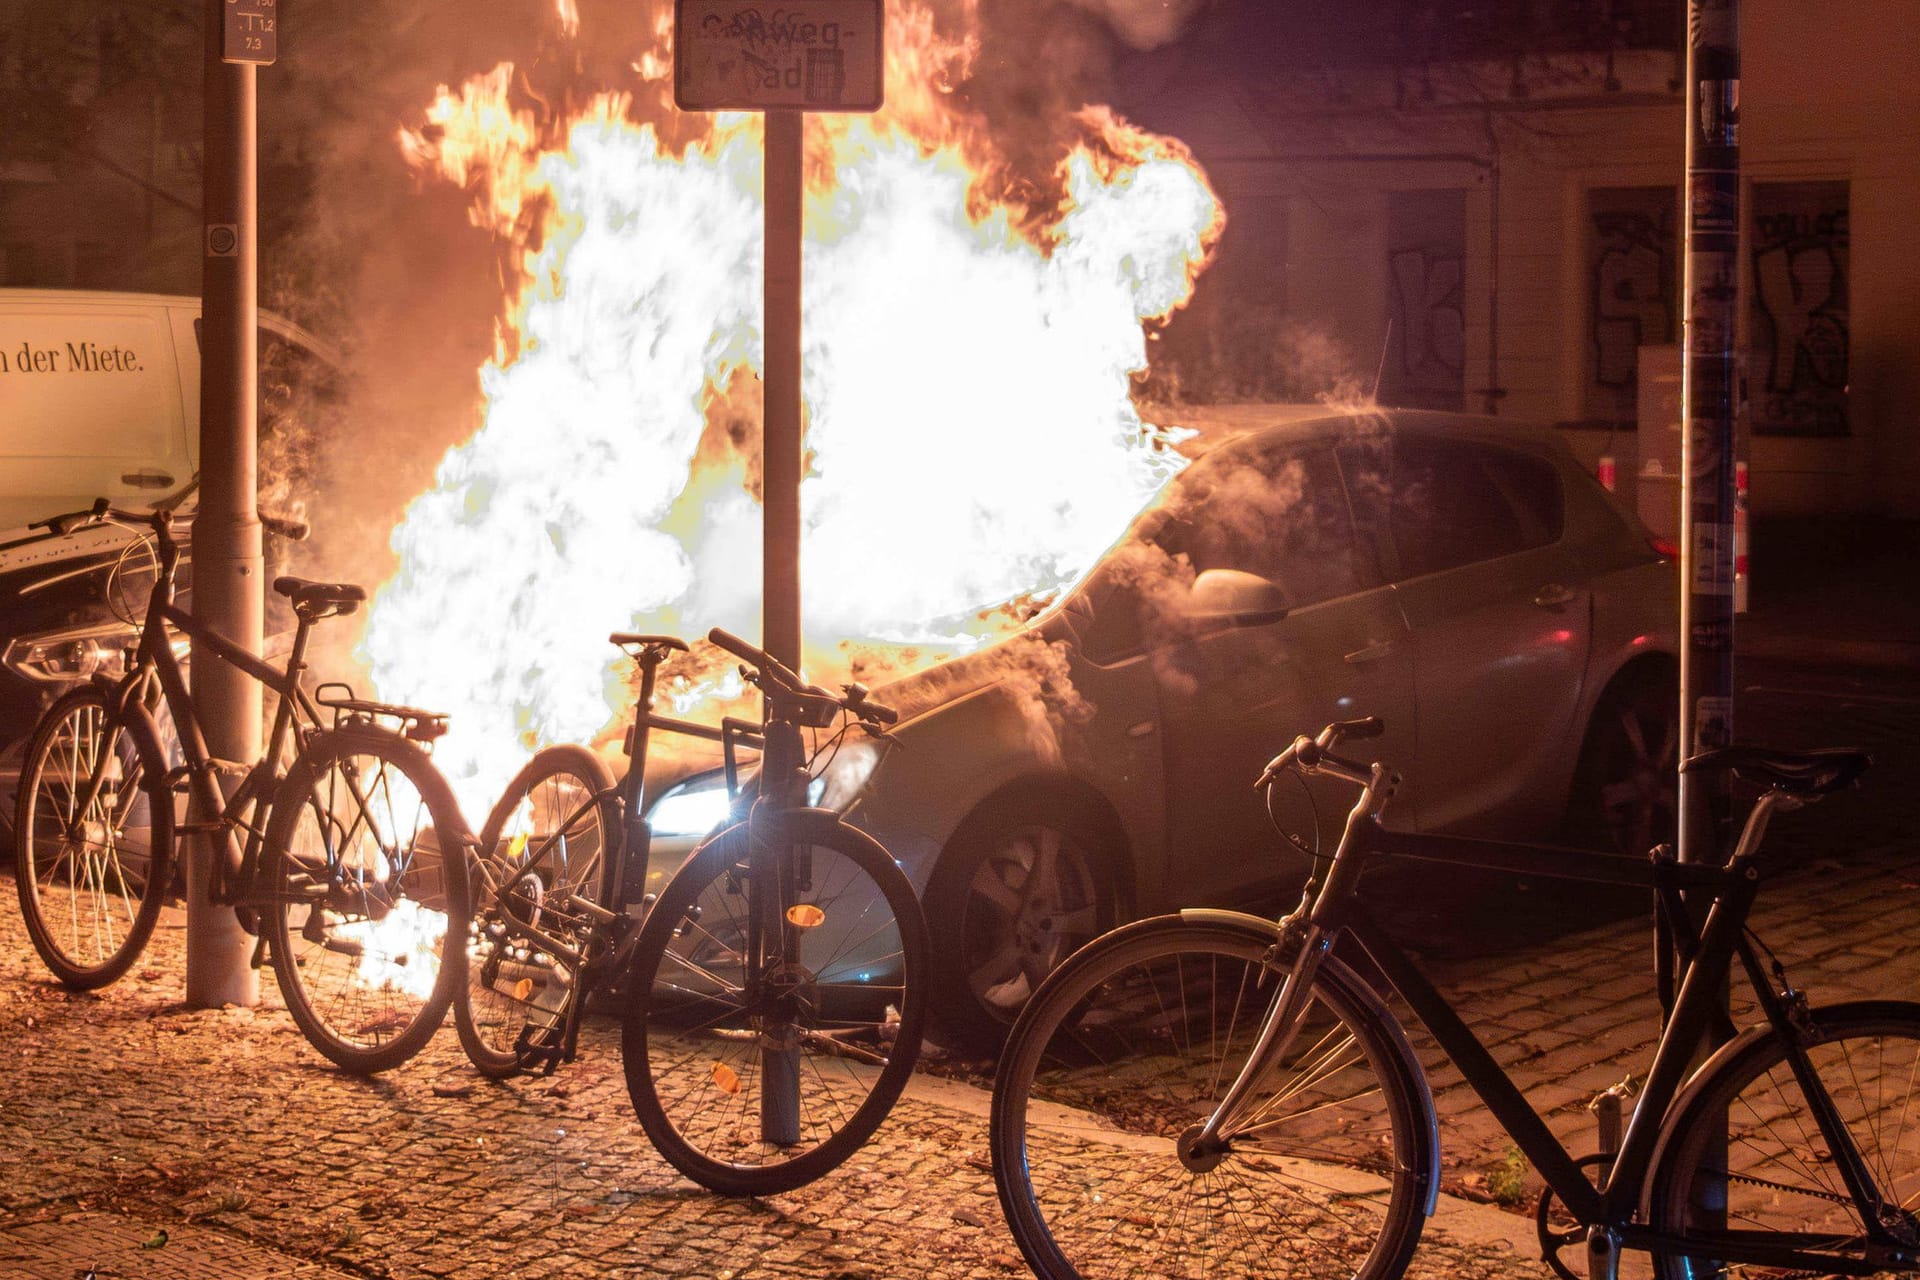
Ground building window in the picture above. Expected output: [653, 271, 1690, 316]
[1382, 188, 1465, 411]
[1584, 185, 1677, 428]
[1750, 180, 1848, 437]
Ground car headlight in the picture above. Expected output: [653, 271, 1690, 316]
[647, 771, 835, 837]
[2, 622, 140, 684]
[648, 776, 737, 838]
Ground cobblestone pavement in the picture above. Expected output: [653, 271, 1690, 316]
[1, 663, 1912, 1280]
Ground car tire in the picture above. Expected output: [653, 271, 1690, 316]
[923, 791, 1122, 1056]
[1564, 667, 1679, 857]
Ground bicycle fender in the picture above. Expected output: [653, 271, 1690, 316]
[1175, 908, 1442, 1217]
[109, 693, 173, 797]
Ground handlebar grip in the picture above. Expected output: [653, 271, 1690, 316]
[858, 697, 899, 726]
[1332, 716, 1385, 741]
[260, 511, 310, 542]
[707, 627, 805, 691]
[34, 498, 111, 537]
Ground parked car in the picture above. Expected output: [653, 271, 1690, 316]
[642, 405, 1681, 1048]
[0, 290, 341, 825]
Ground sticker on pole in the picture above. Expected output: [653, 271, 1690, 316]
[223, 0, 277, 66]
[674, 0, 883, 113]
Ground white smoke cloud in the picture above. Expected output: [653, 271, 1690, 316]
[1060, 0, 1211, 49]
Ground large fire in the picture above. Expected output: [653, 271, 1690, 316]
[364, 0, 1222, 813]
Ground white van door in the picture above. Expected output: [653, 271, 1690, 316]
[0, 295, 192, 531]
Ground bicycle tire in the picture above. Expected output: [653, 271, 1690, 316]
[991, 914, 1435, 1280]
[261, 726, 469, 1074]
[1648, 1000, 1920, 1280]
[14, 684, 175, 990]
[620, 811, 930, 1196]
[457, 744, 619, 1078]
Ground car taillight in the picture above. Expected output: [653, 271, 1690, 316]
[1649, 535, 1680, 560]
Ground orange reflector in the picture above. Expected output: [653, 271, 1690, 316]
[786, 903, 826, 929]
[711, 1062, 741, 1094]
[514, 977, 535, 1001]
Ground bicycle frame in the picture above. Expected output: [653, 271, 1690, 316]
[94, 520, 327, 904]
[1202, 788, 1904, 1274]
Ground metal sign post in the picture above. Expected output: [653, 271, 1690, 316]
[674, 0, 883, 1145]
[186, 0, 275, 1007]
[1679, 4, 1740, 867]
[1676, 0, 1741, 1251]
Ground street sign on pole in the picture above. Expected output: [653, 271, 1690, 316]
[674, 0, 883, 112]
[674, 0, 883, 1149]
[222, 0, 277, 66]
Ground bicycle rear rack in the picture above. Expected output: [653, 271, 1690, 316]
[314, 682, 449, 742]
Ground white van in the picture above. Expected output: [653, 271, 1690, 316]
[0, 288, 340, 532]
[0, 289, 342, 801]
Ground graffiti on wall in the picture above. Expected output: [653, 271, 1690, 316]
[1382, 188, 1465, 411]
[1750, 181, 1848, 437]
[1586, 187, 1676, 424]
[1387, 247, 1465, 407]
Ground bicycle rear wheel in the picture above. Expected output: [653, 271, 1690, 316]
[14, 684, 175, 989]
[991, 915, 1434, 1280]
[262, 727, 469, 1074]
[620, 813, 929, 1195]
[1649, 1001, 1920, 1280]
[457, 744, 619, 1077]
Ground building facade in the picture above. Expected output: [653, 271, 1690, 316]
[1132, 0, 1920, 519]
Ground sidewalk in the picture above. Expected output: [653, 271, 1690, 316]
[0, 887, 1543, 1280]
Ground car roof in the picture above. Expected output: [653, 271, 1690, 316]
[1152, 402, 1577, 463]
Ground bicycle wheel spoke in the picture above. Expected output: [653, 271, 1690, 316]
[1652, 1012, 1920, 1280]
[16, 688, 171, 989]
[267, 731, 463, 1075]
[993, 919, 1425, 1280]
[624, 824, 927, 1196]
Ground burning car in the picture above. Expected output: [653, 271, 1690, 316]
[643, 405, 1679, 1050]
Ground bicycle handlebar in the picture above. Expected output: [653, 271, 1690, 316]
[706, 627, 899, 727]
[1254, 716, 1383, 791]
[32, 498, 308, 542]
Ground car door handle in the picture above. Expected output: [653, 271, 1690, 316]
[1531, 583, 1576, 608]
[120, 469, 175, 489]
[1344, 640, 1397, 665]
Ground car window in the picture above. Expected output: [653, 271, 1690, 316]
[1347, 435, 1562, 580]
[1071, 442, 1370, 665]
[1153, 444, 1372, 607]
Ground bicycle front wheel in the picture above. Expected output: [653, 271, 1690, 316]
[992, 915, 1434, 1280]
[458, 744, 619, 1077]
[1649, 1001, 1920, 1280]
[14, 684, 175, 989]
[620, 813, 930, 1195]
[263, 727, 469, 1074]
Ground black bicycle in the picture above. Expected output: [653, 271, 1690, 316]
[991, 715, 1911, 1280]
[11, 499, 469, 1074]
[456, 627, 930, 1195]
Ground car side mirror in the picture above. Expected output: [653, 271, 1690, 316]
[1189, 569, 1290, 629]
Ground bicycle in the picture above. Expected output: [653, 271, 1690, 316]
[456, 626, 930, 1195]
[990, 715, 1910, 1280]
[11, 498, 470, 1074]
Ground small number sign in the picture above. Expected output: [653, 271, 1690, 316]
[223, 0, 277, 66]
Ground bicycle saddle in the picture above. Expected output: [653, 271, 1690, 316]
[274, 576, 367, 621]
[1681, 744, 1872, 796]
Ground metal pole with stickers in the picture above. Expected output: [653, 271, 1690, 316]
[188, 0, 276, 1007]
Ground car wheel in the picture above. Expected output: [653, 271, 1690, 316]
[924, 796, 1121, 1055]
[1566, 669, 1679, 857]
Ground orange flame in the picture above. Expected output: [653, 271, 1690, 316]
[365, 1, 1222, 812]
